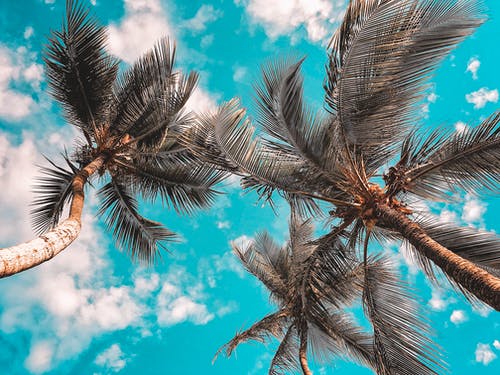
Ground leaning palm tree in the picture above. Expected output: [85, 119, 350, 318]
[215, 209, 444, 374]
[183, 0, 500, 310]
[0, 0, 223, 277]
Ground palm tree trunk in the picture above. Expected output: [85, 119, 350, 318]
[375, 203, 500, 311]
[0, 156, 105, 278]
[299, 326, 313, 375]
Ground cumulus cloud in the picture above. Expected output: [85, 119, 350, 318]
[465, 87, 498, 109]
[450, 309, 468, 325]
[466, 57, 480, 80]
[237, 0, 346, 43]
[108, 0, 173, 64]
[184, 5, 222, 33]
[475, 343, 497, 365]
[24, 340, 54, 374]
[0, 46, 41, 120]
[94, 344, 128, 372]
[454, 121, 468, 134]
[184, 86, 218, 114]
[24, 26, 34, 39]
[461, 195, 486, 225]
[428, 291, 449, 311]
[493, 340, 500, 350]
[233, 66, 248, 83]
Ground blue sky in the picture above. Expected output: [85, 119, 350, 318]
[0, 0, 499, 374]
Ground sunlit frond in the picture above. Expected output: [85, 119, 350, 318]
[31, 156, 79, 235]
[325, 0, 484, 171]
[269, 325, 301, 375]
[44, 0, 118, 141]
[363, 256, 445, 375]
[398, 112, 500, 199]
[97, 179, 176, 263]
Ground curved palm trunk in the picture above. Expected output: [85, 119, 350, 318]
[375, 203, 500, 311]
[0, 156, 105, 278]
[299, 327, 313, 375]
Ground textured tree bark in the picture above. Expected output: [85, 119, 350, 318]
[0, 156, 105, 278]
[375, 203, 500, 311]
[299, 326, 313, 375]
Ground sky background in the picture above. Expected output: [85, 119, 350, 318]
[0, 0, 499, 374]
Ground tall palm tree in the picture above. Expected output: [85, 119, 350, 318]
[215, 209, 444, 374]
[0, 0, 223, 277]
[182, 0, 500, 310]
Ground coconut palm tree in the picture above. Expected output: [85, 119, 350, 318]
[215, 209, 444, 374]
[182, 0, 500, 310]
[0, 0, 223, 277]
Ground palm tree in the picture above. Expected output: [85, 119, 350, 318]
[0, 0, 223, 277]
[215, 209, 444, 374]
[182, 0, 500, 310]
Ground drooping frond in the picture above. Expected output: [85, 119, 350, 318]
[31, 156, 79, 235]
[325, 0, 484, 171]
[44, 0, 118, 140]
[397, 112, 500, 200]
[117, 155, 224, 214]
[214, 309, 289, 360]
[255, 58, 343, 181]
[214, 99, 347, 207]
[269, 325, 301, 375]
[413, 215, 500, 272]
[111, 38, 198, 148]
[362, 256, 445, 375]
[97, 179, 175, 263]
[233, 232, 288, 298]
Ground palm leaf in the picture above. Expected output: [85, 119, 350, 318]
[214, 309, 289, 360]
[362, 255, 445, 375]
[269, 325, 301, 375]
[31, 155, 79, 235]
[325, 0, 483, 171]
[111, 38, 198, 148]
[117, 155, 224, 214]
[398, 112, 500, 199]
[44, 0, 118, 140]
[97, 179, 175, 263]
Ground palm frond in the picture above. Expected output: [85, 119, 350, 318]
[31, 155, 79, 235]
[111, 38, 198, 148]
[255, 58, 343, 182]
[44, 0, 118, 140]
[325, 0, 484, 171]
[97, 179, 176, 263]
[214, 309, 289, 360]
[269, 325, 301, 375]
[232, 232, 288, 298]
[116, 155, 224, 214]
[398, 112, 500, 199]
[362, 256, 445, 375]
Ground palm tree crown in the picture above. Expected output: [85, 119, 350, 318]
[0, 0, 223, 276]
[183, 0, 500, 310]
[216, 209, 444, 374]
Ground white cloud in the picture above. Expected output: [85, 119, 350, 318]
[466, 57, 480, 80]
[465, 87, 498, 109]
[184, 5, 222, 33]
[493, 340, 500, 350]
[0, 46, 37, 120]
[108, 0, 173, 64]
[237, 0, 346, 43]
[233, 66, 248, 83]
[184, 86, 218, 114]
[428, 291, 448, 311]
[475, 343, 497, 365]
[25, 340, 54, 374]
[454, 121, 468, 134]
[200, 34, 214, 49]
[24, 26, 34, 39]
[45, 0, 55, 4]
[156, 284, 214, 326]
[217, 221, 230, 229]
[461, 195, 486, 224]
[95, 344, 128, 372]
[450, 309, 467, 325]
[427, 93, 438, 103]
